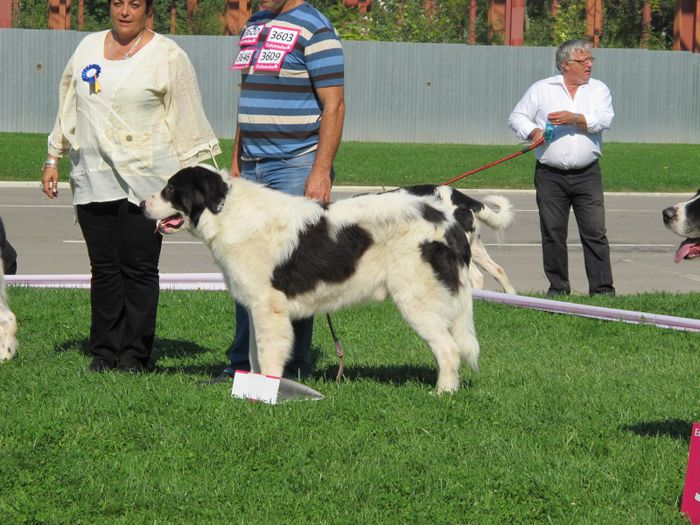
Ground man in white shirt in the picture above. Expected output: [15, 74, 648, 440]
[508, 39, 615, 297]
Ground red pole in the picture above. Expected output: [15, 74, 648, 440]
[505, 0, 525, 46]
[469, 0, 477, 44]
[488, 0, 505, 43]
[695, 0, 700, 52]
[674, 0, 696, 51]
[641, 0, 651, 47]
[223, 0, 252, 35]
[586, 0, 603, 47]
[0, 0, 11, 27]
[48, 0, 71, 30]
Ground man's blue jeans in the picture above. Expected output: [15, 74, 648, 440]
[226, 151, 333, 379]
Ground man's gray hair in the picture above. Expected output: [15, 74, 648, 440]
[555, 39, 592, 73]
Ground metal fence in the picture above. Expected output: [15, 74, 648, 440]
[2, 28, 700, 144]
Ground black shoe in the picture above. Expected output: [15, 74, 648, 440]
[115, 361, 155, 373]
[89, 357, 115, 372]
[590, 290, 615, 297]
[546, 288, 570, 297]
[202, 367, 236, 385]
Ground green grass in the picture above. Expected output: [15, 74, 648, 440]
[6, 132, 700, 192]
[1, 288, 699, 523]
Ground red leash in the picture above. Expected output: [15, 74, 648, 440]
[441, 136, 544, 186]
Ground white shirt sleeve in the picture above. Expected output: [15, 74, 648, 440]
[48, 55, 77, 158]
[163, 45, 221, 166]
[508, 84, 540, 142]
[582, 81, 614, 134]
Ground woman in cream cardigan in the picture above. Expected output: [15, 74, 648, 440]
[41, 0, 220, 373]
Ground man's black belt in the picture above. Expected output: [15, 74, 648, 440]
[536, 159, 599, 175]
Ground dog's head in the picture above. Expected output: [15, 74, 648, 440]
[662, 189, 700, 263]
[140, 165, 229, 235]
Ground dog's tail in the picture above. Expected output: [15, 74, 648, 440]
[440, 188, 513, 234]
[473, 195, 514, 233]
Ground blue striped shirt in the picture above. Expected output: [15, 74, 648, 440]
[236, 3, 344, 160]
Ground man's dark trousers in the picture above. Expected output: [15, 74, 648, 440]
[534, 160, 615, 295]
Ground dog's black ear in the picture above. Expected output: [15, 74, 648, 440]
[168, 166, 229, 227]
[201, 170, 229, 215]
[186, 168, 229, 226]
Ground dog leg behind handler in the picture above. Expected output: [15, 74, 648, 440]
[248, 317, 260, 374]
[470, 236, 516, 294]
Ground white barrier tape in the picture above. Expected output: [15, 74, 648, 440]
[6, 274, 699, 333]
[5, 273, 227, 291]
[473, 289, 700, 333]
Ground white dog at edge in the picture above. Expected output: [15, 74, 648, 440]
[142, 165, 514, 393]
[0, 254, 18, 361]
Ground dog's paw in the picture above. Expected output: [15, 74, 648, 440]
[0, 309, 18, 361]
[0, 335, 18, 361]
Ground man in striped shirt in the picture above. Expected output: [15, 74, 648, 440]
[220, 0, 345, 381]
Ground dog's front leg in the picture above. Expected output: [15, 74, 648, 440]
[249, 305, 294, 378]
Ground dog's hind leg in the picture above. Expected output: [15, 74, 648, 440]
[448, 294, 480, 373]
[470, 236, 516, 294]
[391, 293, 463, 393]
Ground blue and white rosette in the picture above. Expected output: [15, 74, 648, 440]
[81, 64, 102, 94]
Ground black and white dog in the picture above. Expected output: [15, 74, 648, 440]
[662, 190, 700, 263]
[142, 165, 512, 392]
[0, 254, 18, 362]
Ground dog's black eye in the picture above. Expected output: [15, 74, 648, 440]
[162, 184, 173, 198]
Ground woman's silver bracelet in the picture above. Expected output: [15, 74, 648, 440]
[43, 158, 58, 171]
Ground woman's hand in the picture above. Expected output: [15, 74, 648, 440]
[41, 161, 59, 199]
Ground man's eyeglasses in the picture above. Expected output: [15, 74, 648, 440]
[570, 57, 595, 65]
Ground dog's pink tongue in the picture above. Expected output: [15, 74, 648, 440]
[674, 241, 700, 263]
[157, 215, 184, 234]
[675, 244, 691, 263]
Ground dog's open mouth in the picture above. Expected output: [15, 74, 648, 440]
[157, 214, 185, 235]
[674, 238, 700, 263]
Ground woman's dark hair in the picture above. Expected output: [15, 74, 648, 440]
[108, 0, 155, 10]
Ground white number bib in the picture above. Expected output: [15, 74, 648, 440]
[239, 24, 264, 46]
[253, 48, 287, 72]
[230, 48, 256, 70]
[264, 26, 301, 52]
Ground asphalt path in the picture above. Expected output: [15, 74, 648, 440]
[1, 182, 698, 295]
